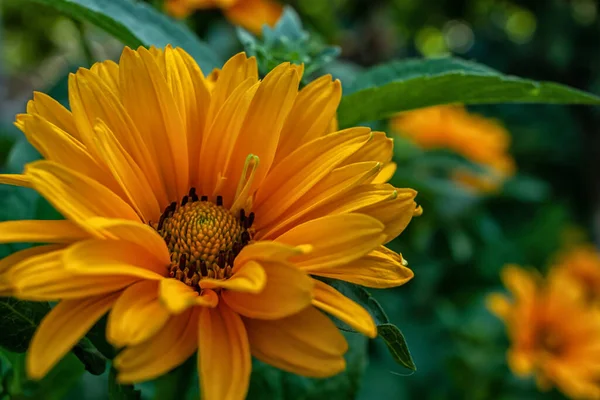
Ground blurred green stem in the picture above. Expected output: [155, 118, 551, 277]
[75, 21, 94, 67]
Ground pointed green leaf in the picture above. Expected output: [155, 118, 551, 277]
[326, 280, 416, 371]
[72, 338, 107, 376]
[25, 0, 221, 72]
[338, 57, 600, 127]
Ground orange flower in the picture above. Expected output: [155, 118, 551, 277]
[0, 47, 420, 399]
[390, 105, 516, 193]
[551, 245, 600, 302]
[166, 0, 283, 34]
[488, 265, 600, 399]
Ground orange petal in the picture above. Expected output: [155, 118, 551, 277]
[310, 246, 414, 288]
[253, 128, 372, 229]
[233, 240, 312, 269]
[63, 239, 167, 278]
[312, 280, 376, 338]
[7, 249, 140, 301]
[275, 213, 387, 271]
[27, 292, 119, 379]
[25, 161, 139, 228]
[222, 260, 313, 319]
[224, 0, 283, 34]
[200, 260, 265, 293]
[115, 308, 199, 383]
[119, 46, 188, 201]
[89, 60, 120, 95]
[343, 131, 393, 165]
[198, 302, 251, 400]
[159, 279, 218, 314]
[223, 62, 300, 201]
[0, 220, 88, 244]
[26, 91, 79, 139]
[0, 174, 31, 187]
[275, 75, 342, 165]
[107, 280, 170, 348]
[372, 162, 397, 184]
[0, 244, 64, 295]
[245, 307, 347, 377]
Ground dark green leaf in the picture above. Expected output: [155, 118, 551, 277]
[152, 356, 195, 400]
[338, 57, 600, 127]
[327, 280, 416, 371]
[72, 338, 106, 376]
[86, 315, 116, 360]
[25, 0, 221, 72]
[377, 324, 417, 371]
[0, 299, 50, 352]
[109, 368, 141, 400]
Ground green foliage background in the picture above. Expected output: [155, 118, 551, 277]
[1, 0, 599, 399]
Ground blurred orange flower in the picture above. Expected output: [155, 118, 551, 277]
[166, 0, 283, 34]
[488, 265, 600, 399]
[390, 105, 516, 193]
[551, 245, 600, 302]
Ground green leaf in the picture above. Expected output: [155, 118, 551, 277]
[25, 0, 221, 73]
[327, 280, 416, 371]
[377, 324, 417, 371]
[109, 368, 141, 400]
[338, 57, 600, 127]
[0, 299, 50, 353]
[72, 338, 106, 376]
[152, 356, 195, 400]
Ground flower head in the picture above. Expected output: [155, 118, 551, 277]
[390, 105, 516, 193]
[0, 47, 420, 399]
[550, 245, 600, 302]
[166, 0, 282, 34]
[488, 265, 600, 399]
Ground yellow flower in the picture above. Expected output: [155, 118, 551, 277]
[0, 47, 420, 399]
[488, 265, 600, 399]
[551, 245, 600, 302]
[166, 0, 283, 34]
[390, 105, 516, 193]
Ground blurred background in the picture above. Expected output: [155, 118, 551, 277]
[1, 0, 600, 399]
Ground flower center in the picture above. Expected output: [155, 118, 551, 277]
[154, 188, 254, 290]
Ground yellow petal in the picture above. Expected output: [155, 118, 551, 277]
[501, 265, 538, 302]
[115, 308, 199, 383]
[119, 46, 188, 201]
[224, 63, 300, 201]
[89, 60, 120, 95]
[0, 174, 31, 187]
[372, 162, 397, 184]
[222, 260, 313, 319]
[275, 213, 387, 271]
[171, 47, 212, 184]
[312, 280, 376, 338]
[253, 128, 373, 228]
[93, 120, 161, 222]
[233, 240, 311, 268]
[224, 0, 283, 34]
[72, 67, 168, 205]
[0, 220, 88, 244]
[0, 244, 64, 295]
[311, 246, 414, 288]
[245, 307, 347, 377]
[206, 53, 258, 136]
[27, 292, 119, 379]
[83, 217, 170, 266]
[107, 280, 170, 348]
[7, 249, 139, 301]
[159, 279, 218, 314]
[197, 77, 259, 199]
[26, 91, 79, 139]
[485, 293, 512, 320]
[25, 161, 139, 228]
[200, 260, 266, 293]
[64, 239, 167, 279]
[258, 161, 381, 239]
[275, 75, 342, 166]
[198, 302, 251, 400]
[344, 131, 393, 165]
